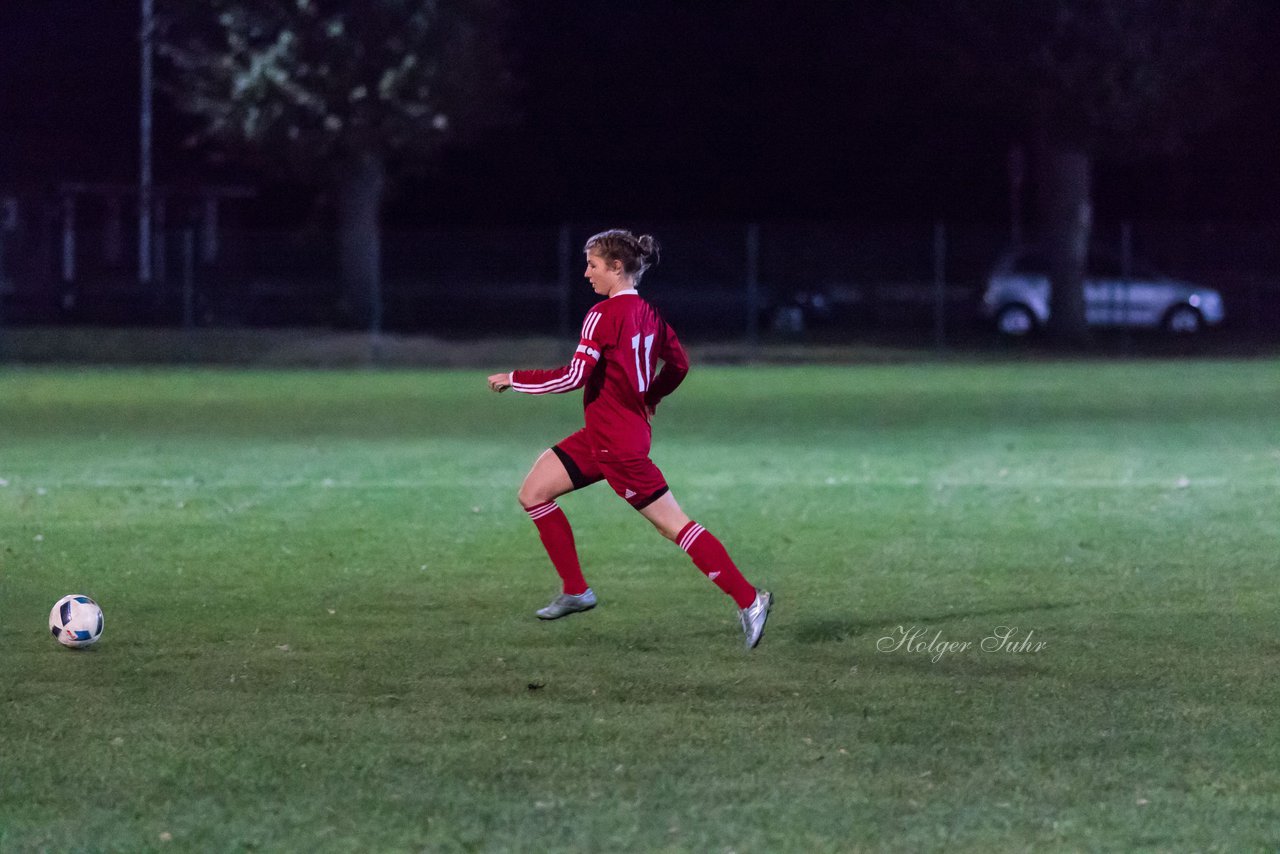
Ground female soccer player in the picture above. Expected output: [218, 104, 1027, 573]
[486, 229, 772, 649]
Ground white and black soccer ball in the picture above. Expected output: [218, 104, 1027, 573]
[49, 594, 104, 648]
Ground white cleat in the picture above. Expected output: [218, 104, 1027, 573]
[740, 589, 773, 649]
[536, 588, 597, 620]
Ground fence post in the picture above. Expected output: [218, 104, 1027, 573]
[179, 229, 196, 362]
[558, 224, 572, 339]
[745, 223, 760, 353]
[0, 232, 6, 362]
[933, 221, 947, 352]
[153, 196, 167, 290]
[182, 228, 196, 330]
[1120, 221, 1133, 353]
[61, 194, 76, 288]
[369, 230, 384, 366]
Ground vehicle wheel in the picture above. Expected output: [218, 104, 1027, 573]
[1163, 305, 1203, 335]
[995, 304, 1036, 337]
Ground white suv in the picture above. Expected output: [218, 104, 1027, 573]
[981, 247, 1225, 336]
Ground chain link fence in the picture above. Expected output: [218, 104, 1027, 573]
[2, 214, 1278, 351]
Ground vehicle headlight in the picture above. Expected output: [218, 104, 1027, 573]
[1193, 291, 1223, 319]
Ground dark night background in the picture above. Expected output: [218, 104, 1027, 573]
[4, 0, 1280, 228]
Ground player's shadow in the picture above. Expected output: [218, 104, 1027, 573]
[791, 600, 1084, 644]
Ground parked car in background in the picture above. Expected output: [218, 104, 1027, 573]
[981, 247, 1225, 336]
[764, 288, 834, 333]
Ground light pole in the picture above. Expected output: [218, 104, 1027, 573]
[139, 0, 154, 284]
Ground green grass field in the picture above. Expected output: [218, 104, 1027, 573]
[2, 360, 1278, 852]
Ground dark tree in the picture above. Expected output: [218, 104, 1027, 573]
[934, 0, 1259, 342]
[160, 0, 513, 329]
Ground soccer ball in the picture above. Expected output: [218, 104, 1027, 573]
[49, 594, 104, 648]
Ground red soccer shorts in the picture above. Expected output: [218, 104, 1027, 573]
[551, 429, 670, 510]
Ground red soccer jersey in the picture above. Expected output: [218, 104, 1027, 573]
[511, 290, 689, 459]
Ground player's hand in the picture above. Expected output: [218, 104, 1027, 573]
[645, 404, 656, 422]
[487, 373, 512, 393]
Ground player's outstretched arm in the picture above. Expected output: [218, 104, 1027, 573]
[500, 309, 602, 396]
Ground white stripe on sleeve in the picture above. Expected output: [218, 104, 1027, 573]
[511, 359, 585, 394]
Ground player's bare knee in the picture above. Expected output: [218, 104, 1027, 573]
[517, 483, 544, 509]
[648, 516, 682, 542]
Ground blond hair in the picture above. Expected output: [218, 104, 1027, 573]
[584, 229, 661, 283]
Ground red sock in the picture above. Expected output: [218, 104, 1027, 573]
[677, 521, 756, 609]
[525, 501, 589, 595]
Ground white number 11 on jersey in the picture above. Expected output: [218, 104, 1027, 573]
[631, 333, 655, 392]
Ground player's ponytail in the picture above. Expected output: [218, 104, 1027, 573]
[635, 234, 661, 272]
[585, 228, 661, 284]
